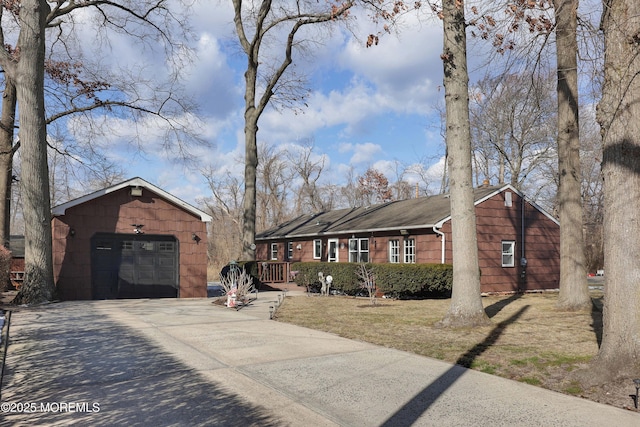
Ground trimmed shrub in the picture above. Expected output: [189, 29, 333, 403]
[291, 262, 452, 298]
[0, 245, 10, 291]
[291, 262, 359, 294]
[373, 263, 452, 299]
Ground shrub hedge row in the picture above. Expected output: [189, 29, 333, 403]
[291, 262, 453, 298]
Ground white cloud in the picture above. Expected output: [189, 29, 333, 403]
[348, 142, 383, 164]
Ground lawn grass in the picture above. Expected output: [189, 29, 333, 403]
[275, 290, 603, 397]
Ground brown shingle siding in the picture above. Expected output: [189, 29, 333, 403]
[52, 179, 209, 300]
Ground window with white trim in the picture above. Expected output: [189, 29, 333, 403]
[389, 240, 400, 263]
[502, 241, 515, 267]
[349, 238, 369, 263]
[270, 243, 278, 260]
[287, 242, 293, 261]
[313, 239, 322, 259]
[404, 238, 416, 263]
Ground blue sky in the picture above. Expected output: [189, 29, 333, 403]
[60, 1, 602, 208]
[74, 2, 449, 207]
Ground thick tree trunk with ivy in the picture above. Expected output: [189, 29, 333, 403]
[0, 78, 16, 250]
[0, 78, 16, 292]
[589, 0, 640, 382]
[11, 0, 55, 304]
[554, 0, 591, 311]
[436, 0, 489, 328]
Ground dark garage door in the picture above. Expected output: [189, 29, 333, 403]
[91, 233, 179, 299]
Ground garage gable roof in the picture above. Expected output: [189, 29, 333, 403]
[256, 184, 557, 240]
[51, 177, 213, 222]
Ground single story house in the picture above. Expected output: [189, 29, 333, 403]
[256, 184, 560, 293]
[51, 177, 212, 300]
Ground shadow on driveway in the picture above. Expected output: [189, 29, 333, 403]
[2, 303, 279, 426]
[380, 305, 531, 427]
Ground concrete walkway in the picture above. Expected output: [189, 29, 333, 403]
[1, 293, 638, 426]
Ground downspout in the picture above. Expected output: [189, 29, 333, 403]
[520, 194, 527, 288]
[433, 223, 446, 264]
[521, 195, 526, 261]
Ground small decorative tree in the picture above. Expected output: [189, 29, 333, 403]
[356, 263, 376, 305]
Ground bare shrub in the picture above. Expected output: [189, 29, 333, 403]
[219, 266, 255, 305]
[356, 263, 376, 305]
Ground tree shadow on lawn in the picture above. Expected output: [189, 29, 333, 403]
[380, 305, 530, 427]
[590, 296, 603, 348]
[484, 292, 524, 319]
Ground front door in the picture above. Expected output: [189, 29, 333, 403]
[328, 239, 339, 262]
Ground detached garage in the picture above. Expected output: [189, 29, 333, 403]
[51, 177, 212, 300]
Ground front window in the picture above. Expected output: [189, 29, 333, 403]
[349, 238, 369, 263]
[502, 241, 515, 267]
[287, 241, 293, 261]
[270, 243, 278, 260]
[313, 239, 322, 259]
[404, 238, 416, 263]
[389, 240, 400, 263]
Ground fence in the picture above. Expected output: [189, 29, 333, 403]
[258, 262, 294, 283]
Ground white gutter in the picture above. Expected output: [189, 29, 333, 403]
[432, 223, 446, 264]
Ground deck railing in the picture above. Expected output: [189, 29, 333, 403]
[258, 262, 294, 283]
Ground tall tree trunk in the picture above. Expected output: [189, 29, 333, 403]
[241, 57, 259, 261]
[0, 78, 16, 250]
[12, 0, 55, 304]
[0, 79, 16, 292]
[555, 0, 591, 310]
[436, 0, 490, 328]
[590, 0, 640, 381]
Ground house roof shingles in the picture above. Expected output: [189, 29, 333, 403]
[257, 185, 505, 240]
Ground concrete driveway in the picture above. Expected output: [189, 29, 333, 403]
[1, 294, 638, 426]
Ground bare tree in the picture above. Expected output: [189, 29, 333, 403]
[0, 0, 55, 303]
[257, 143, 292, 232]
[356, 262, 377, 305]
[468, 0, 596, 310]
[201, 169, 245, 271]
[580, 114, 603, 273]
[285, 139, 329, 213]
[590, 0, 640, 383]
[0, 0, 200, 303]
[232, 0, 361, 261]
[555, 0, 591, 310]
[0, 1, 199, 233]
[233, 0, 419, 260]
[436, 0, 489, 328]
[0, 76, 16, 249]
[338, 165, 361, 208]
[469, 72, 557, 191]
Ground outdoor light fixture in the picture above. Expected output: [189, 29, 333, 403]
[296, 244, 302, 250]
[132, 224, 144, 234]
[130, 186, 143, 197]
[400, 229, 409, 236]
[68, 228, 76, 238]
[192, 233, 201, 243]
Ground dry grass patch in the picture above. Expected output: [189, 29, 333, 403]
[275, 290, 636, 410]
